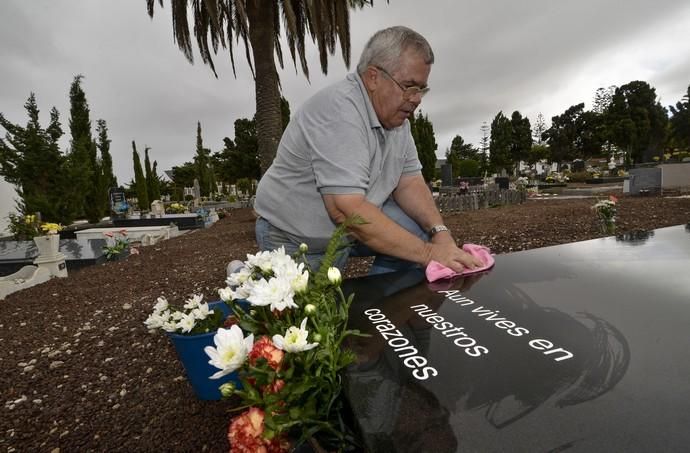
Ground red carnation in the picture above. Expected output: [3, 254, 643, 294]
[227, 408, 290, 453]
[248, 336, 284, 371]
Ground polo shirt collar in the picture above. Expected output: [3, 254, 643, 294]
[353, 72, 383, 130]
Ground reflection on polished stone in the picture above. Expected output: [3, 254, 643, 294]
[343, 224, 690, 452]
[616, 228, 655, 244]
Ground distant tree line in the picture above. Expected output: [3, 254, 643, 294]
[445, 80, 690, 179]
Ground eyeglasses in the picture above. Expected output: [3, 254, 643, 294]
[374, 65, 430, 99]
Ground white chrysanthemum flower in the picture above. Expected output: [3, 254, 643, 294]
[218, 287, 234, 302]
[144, 310, 170, 330]
[183, 294, 203, 310]
[272, 318, 319, 353]
[291, 270, 309, 293]
[161, 319, 178, 333]
[177, 312, 196, 333]
[246, 250, 273, 274]
[153, 296, 169, 313]
[234, 284, 253, 300]
[226, 266, 253, 287]
[171, 311, 184, 321]
[327, 267, 342, 285]
[192, 302, 212, 320]
[247, 277, 297, 311]
[205, 325, 254, 379]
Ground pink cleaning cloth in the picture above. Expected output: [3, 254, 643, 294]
[425, 243, 495, 282]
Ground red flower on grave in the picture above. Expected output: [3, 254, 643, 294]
[227, 408, 290, 453]
[248, 336, 284, 371]
[264, 379, 285, 395]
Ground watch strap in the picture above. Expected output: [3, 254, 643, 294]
[428, 224, 449, 236]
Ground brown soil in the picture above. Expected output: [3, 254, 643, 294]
[1, 195, 689, 452]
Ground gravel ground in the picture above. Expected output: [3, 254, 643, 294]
[1, 194, 689, 452]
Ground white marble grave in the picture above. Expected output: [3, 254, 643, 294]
[75, 225, 179, 246]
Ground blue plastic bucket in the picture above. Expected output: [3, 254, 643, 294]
[167, 301, 239, 400]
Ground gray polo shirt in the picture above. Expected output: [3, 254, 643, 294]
[254, 72, 422, 251]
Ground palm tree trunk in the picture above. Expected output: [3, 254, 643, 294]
[247, 0, 282, 175]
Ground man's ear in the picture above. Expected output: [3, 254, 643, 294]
[362, 66, 379, 91]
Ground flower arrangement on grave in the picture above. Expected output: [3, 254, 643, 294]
[167, 202, 187, 214]
[144, 294, 227, 335]
[102, 229, 131, 260]
[515, 176, 529, 191]
[592, 195, 618, 234]
[7, 213, 62, 240]
[209, 218, 364, 452]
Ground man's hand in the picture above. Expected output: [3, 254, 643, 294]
[425, 232, 484, 272]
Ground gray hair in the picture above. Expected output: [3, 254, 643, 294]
[356, 26, 434, 75]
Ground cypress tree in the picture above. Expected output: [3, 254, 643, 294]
[96, 119, 116, 217]
[194, 122, 212, 196]
[409, 111, 438, 182]
[65, 75, 95, 220]
[97, 119, 117, 189]
[132, 141, 149, 210]
[84, 139, 104, 223]
[150, 160, 161, 201]
[144, 147, 157, 201]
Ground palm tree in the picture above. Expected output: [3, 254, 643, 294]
[146, 0, 374, 174]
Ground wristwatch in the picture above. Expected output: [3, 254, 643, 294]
[428, 224, 449, 237]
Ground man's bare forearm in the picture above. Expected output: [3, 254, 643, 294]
[322, 193, 433, 265]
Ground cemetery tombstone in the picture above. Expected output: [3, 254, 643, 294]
[109, 188, 129, 220]
[343, 224, 690, 452]
[441, 164, 453, 187]
[494, 176, 509, 190]
[193, 178, 201, 208]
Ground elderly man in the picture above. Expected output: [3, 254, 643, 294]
[254, 26, 481, 274]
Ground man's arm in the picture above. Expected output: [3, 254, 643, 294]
[322, 176, 482, 271]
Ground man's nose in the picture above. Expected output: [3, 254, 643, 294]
[408, 92, 423, 105]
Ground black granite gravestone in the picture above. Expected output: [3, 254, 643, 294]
[343, 224, 690, 452]
[113, 213, 203, 230]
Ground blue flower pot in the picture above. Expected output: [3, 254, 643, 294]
[167, 301, 239, 400]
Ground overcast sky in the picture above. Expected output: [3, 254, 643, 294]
[1, 0, 690, 231]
